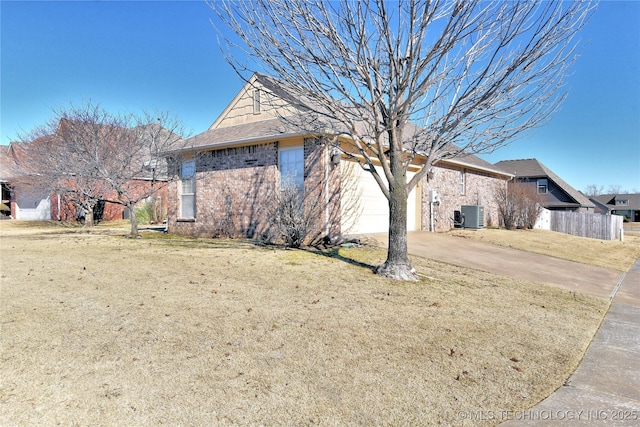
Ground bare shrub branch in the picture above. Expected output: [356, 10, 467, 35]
[494, 181, 545, 230]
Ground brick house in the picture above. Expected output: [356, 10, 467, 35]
[165, 74, 512, 238]
[1, 126, 169, 223]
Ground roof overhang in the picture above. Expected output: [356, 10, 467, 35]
[437, 158, 514, 180]
[163, 131, 311, 156]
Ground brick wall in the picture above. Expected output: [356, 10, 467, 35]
[421, 164, 506, 231]
[167, 139, 344, 240]
[303, 138, 342, 240]
[167, 142, 279, 237]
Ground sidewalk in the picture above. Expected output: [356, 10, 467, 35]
[368, 232, 639, 425]
[500, 258, 640, 425]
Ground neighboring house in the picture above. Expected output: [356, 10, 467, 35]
[591, 194, 640, 222]
[165, 74, 512, 238]
[0, 122, 170, 222]
[1, 147, 16, 219]
[2, 142, 64, 220]
[494, 158, 595, 213]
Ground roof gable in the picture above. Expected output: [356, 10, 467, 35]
[495, 158, 595, 208]
[175, 74, 511, 179]
[209, 74, 302, 130]
[593, 193, 640, 209]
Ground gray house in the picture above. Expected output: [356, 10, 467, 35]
[494, 158, 595, 213]
[591, 194, 640, 222]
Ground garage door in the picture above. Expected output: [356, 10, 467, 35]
[341, 161, 418, 234]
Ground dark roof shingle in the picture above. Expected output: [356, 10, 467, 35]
[494, 158, 595, 208]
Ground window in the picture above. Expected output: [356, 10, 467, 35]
[180, 160, 196, 218]
[279, 147, 304, 190]
[537, 179, 548, 194]
[615, 199, 629, 206]
[460, 170, 466, 195]
[253, 89, 261, 114]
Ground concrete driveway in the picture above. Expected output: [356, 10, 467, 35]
[367, 231, 624, 299]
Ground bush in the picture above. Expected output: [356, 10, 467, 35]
[494, 181, 544, 230]
[267, 184, 323, 248]
[135, 198, 163, 225]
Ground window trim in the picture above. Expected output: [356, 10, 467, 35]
[537, 178, 548, 194]
[179, 160, 196, 219]
[278, 146, 305, 190]
[460, 170, 466, 195]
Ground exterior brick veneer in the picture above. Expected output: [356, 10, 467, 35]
[168, 142, 278, 237]
[303, 138, 343, 239]
[166, 139, 507, 237]
[167, 139, 343, 239]
[421, 164, 506, 231]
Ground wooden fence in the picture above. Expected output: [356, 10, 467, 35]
[549, 211, 624, 240]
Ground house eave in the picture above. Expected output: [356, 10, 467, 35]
[163, 131, 313, 156]
[438, 158, 514, 179]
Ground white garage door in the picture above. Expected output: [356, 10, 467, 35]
[341, 162, 417, 234]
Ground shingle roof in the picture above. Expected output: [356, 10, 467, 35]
[443, 152, 510, 177]
[173, 74, 511, 178]
[592, 193, 640, 210]
[494, 158, 595, 208]
[177, 117, 304, 153]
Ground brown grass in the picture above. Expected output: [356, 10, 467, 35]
[449, 227, 640, 272]
[0, 223, 609, 426]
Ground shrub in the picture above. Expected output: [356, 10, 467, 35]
[267, 184, 323, 248]
[135, 198, 163, 225]
[494, 181, 544, 230]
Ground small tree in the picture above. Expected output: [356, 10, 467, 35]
[495, 181, 544, 230]
[13, 117, 112, 227]
[17, 102, 186, 236]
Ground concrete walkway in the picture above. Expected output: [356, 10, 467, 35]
[501, 258, 640, 426]
[368, 232, 639, 425]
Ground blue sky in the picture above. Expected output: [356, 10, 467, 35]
[1, 0, 639, 193]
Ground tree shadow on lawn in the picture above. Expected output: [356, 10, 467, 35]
[308, 247, 378, 272]
[141, 232, 381, 271]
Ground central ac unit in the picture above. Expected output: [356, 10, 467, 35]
[461, 205, 484, 229]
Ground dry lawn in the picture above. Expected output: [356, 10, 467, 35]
[1, 222, 609, 426]
[449, 227, 640, 272]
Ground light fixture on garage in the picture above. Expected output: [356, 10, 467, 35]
[330, 149, 341, 166]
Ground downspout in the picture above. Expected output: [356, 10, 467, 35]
[324, 144, 330, 238]
[57, 194, 61, 221]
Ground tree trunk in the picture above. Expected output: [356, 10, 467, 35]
[375, 177, 418, 281]
[128, 204, 139, 238]
[84, 208, 95, 228]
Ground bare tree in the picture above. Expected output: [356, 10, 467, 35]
[607, 184, 624, 195]
[17, 102, 186, 236]
[93, 110, 187, 237]
[210, 0, 593, 280]
[584, 184, 605, 197]
[14, 111, 115, 227]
